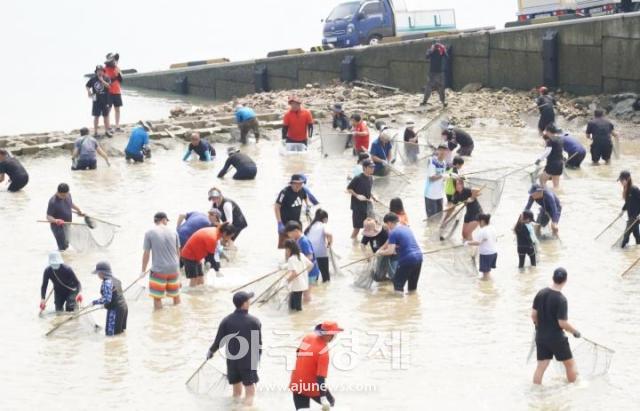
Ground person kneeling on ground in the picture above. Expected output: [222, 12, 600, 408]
[183, 132, 215, 162]
[0, 148, 29, 192]
[72, 127, 110, 170]
[91, 261, 128, 336]
[124, 121, 153, 163]
[217, 147, 257, 180]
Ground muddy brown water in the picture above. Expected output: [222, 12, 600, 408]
[2, 116, 640, 410]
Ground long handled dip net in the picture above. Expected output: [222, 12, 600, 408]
[186, 357, 228, 396]
[351, 255, 396, 290]
[429, 245, 478, 277]
[553, 338, 615, 379]
[466, 176, 506, 215]
[64, 217, 117, 252]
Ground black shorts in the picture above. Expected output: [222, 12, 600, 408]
[109, 94, 123, 107]
[92, 100, 111, 117]
[352, 207, 368, 229]
[536, 337, 572, 361]
[183, 259, 204, 279]
[227, 363, 259, 386]
[125, 151, 144, 162]
[479, 253, 497, 273]
[463, 212, 480, 224]
[7, 174, 28, 192]
[544, 161, 563, 177]
[538, 115, 554, 132]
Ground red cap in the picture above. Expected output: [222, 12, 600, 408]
[288, 95, 302, 104]
[315, 321, 344, 335]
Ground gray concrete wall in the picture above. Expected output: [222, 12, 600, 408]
[124, 12, 640, 98]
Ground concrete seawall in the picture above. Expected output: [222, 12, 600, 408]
[127, 12, 640, 99]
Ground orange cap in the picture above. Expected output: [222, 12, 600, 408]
[315, 321, 344, 335]
[288, 95, 302, 104]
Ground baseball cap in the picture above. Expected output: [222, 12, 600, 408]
[227, 146, 240, 156]
[92, 261, 112, 276]
[208, 189, 222, 199]
[528, 184, 543, 195]
[154, 212, 169, 222]
[437, 144, 449, 150]
[314, 321, 344, 335]
[618, 170, 631, 181]
[290, 174, 305, 183]
[333, 103, 343, 112]
[362, 159, 375, 168]
[139, 120, 153, 131]
[233, 291, 255, 308]
[288, 95, 302, 104]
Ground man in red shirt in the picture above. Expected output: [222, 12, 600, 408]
[350, 114, 370, 154]
[180, 224, 236, 287]
[104, 53, 123, 132]
[290, 321, 343, 410]
[282, 96, 315, 148]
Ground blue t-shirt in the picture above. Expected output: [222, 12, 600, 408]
[297, 235, 320, 278]
[388, 225, 423, 266]
[125, 127, 149, 155]
[235, 107, 256, 123]
[370, 139, 393, 173]
[561, 133, 585, 155]
[177, 212, 211, 246]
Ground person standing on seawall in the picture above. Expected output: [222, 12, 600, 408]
[206, 291, 262, 407]
[91, 261, 128, 337]
[142, 212, 182, 310]
[531, 267, 581, 385]
[85, 65, 112, 138]
[71, 127, 111, 170]
[235, 104, 260, 144]
[46, 183, 84, 251]
[586, 109, 618, 165]
[104, 53, 123, 132]
[420, 42, 448, 108]
[0, 149, 29, 192]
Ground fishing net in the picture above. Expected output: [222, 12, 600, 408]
[372, 174, 410, 206]
[429, 245, 478, 277]
[467, 176, 506, 215]
[437, 206, 463, 242]
[319, 130, 350, 157]
[608, 217, 638, 249]
[351, 256, 394, 289]
[519, 165, 543, 188]
[64, 218, 117, 252]
[554, 339, 614, 379]
[392, 138, 423, 165]
[328, 248, 345, 277]
[186, 359, 228, 396]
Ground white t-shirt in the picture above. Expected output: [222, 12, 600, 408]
[473, 225, 497, 255]
[287, 255, 311, 292]
[306, 222, 330, 258]
[424, 156, 446, 200]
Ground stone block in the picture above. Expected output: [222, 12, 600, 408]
[602, 37, 640, 80]
[490, 27, 545, 52]
[388, 61, 427, 92]
[559, 20, 602, 46]
[356, 66, 389, 85]
[448, 32, 490, 58]
[297, 70, 340, 87]
[559, 45, 602, 88]
[603, 78, 640, 94]
[452, 57, 489, 90]
[489, 50, 542, 90]
[602, 14, 640, 39]
[216, 79, 256, 100]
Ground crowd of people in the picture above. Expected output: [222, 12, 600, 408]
[0, 44, 628, 409]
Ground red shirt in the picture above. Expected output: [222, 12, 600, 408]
[289, 333, 330, 397]
[103, 66, 121, 95]
[353, 122, 370, 152]
[283, 109, 314, 142]
[180, 227, 220, 261]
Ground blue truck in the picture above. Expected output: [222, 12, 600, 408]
[322, 0, 456, 48]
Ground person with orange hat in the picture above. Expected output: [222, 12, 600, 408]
[290, 321, 343, 410]
[282, 96, 315, 150]
[535, 87, 556, 135]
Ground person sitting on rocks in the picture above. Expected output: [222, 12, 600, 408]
[183, 132, 215, 162]
[72, 127, 111, 170]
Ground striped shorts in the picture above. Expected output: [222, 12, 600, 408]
[149, 271, 181, 299]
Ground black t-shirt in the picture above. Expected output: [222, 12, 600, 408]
[586, 118, 614, 144]
[546, 136, 564, 163]
[452, 188, 482, 219]
[536, 95, 556, 118]
[189, 140, 215, 160]
[515, 223, 533, 248]
[347, 173, 373, 211]
[361, 227, 389, 253]
[41, 264, 81, 299]
[453, 129, 473, 148]
[426, 48, 445, 73]
[276, 186, 307, 224]
[218, 153, 256, 178]
[623, 185, 640, 218]
[404, 128, 416, 142]
[209, 309, 262, 369]
[47, 194, 73, 222]
[0, 157, 28, 181]
[86, 76, 111, 103]
[532, 287, 568, 341]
